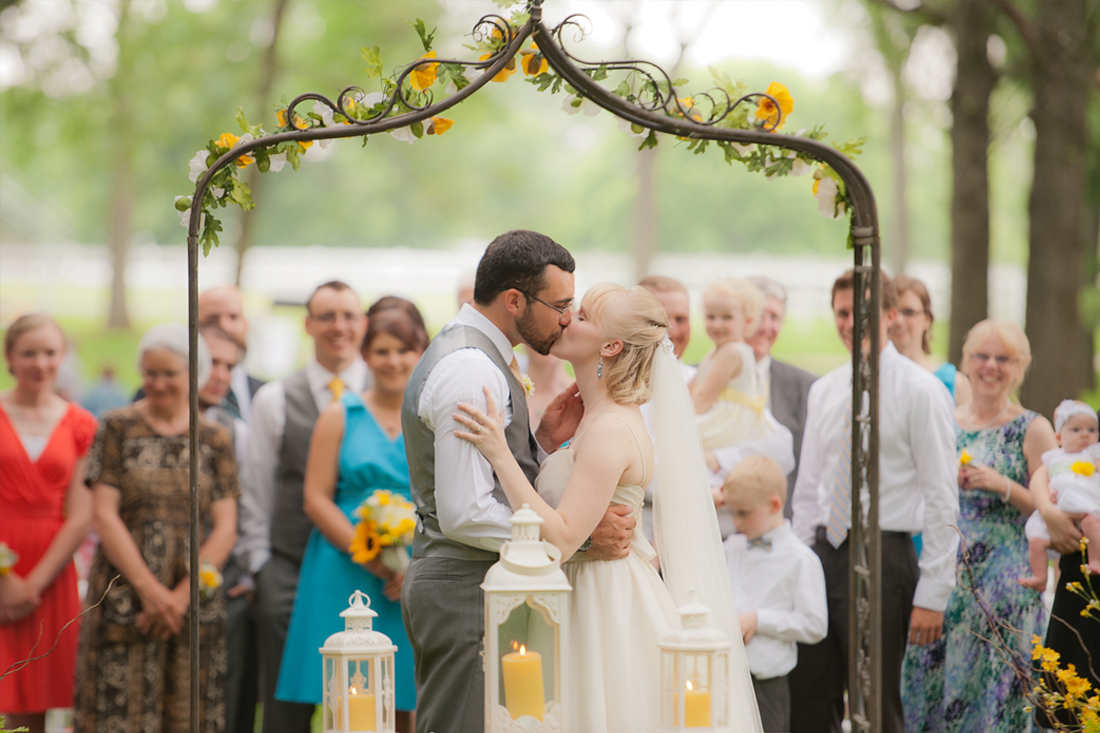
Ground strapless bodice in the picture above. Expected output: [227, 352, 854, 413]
[535, 447, 654, 562]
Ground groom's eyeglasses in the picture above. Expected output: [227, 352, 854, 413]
[521, 291, 573, 316]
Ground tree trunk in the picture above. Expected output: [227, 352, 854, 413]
[235, 0, 289, 286]
[888, 55, 910, 275]
[634, 147, 657, 282]
[947, 0, 998, 365]
[107, 0, 134, 329]
[1020, 0, 1092, 417]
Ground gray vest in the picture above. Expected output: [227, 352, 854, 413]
[270, 369, 319, 565]
[402, 324, 540, 562]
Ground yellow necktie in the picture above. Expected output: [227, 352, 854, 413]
[509, 356, 522, 382]
[328, 377, 345, 402]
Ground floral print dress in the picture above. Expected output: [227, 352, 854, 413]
[901, 411, 1045, 733]
[73, 406, 238, 733]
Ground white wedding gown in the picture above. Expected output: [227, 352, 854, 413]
[536, 443, 679, 733]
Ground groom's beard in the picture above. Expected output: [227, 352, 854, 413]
[517, 308, 559, 356]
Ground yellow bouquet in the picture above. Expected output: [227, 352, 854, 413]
[0, 542, 17, 577]
[198, 559, 223, 601]
[349, 490, 417, 573]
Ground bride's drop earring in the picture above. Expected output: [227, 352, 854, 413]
[597, 357, 603, 379]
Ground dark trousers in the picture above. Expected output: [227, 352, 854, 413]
[224, 556, 260, 733]
[256, 553, 316, 733]
[752, 674, 790, 733]
[789, 530, 919, 733]
[402, 556, 497, 733]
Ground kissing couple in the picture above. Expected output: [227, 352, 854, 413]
[400, 230, 763, 733]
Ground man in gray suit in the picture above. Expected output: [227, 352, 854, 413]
[747, 275, 817, 516]
[401, 231, 635, 733]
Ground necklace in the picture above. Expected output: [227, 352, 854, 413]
[967, 400, 1011, 430]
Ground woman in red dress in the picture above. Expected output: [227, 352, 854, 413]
[0, 315, 96, 733]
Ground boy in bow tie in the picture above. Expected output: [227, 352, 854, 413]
[723, 455, 828, 733]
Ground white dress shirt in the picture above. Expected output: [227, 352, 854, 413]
[237, 356, 368, 574]
[790, 341, 959, 611]
[416, 305, 532, 552]
[724, 521, 828, 679]
[229, 364, 254, 423]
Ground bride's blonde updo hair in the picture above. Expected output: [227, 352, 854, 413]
[583, 283, 670, 405]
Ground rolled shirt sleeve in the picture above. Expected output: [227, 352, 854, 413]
[419, 349, 516, 551]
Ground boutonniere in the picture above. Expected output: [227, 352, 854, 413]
[0, 542, 17, 577]
[520, 373, 535, 397]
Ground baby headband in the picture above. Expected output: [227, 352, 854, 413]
[1054, 400, 1098, 433]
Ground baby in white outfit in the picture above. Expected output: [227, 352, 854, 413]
[1019, 400, 1100, 590]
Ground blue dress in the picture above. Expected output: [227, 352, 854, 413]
[275, 392, 416, 711]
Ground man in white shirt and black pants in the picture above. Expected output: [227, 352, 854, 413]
[788, 270, 959, 733]
[239, 281, 369, 733]
[401, 231, 635, 733]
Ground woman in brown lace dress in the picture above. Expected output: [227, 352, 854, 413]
[74, 324, 239, 733]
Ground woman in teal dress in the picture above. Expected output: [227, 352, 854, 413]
[277, 306, 428, 731]
[901, 320, 1057, 733]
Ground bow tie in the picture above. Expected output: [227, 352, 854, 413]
[747, 536, 773, 552]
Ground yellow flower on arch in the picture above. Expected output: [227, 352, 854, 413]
[235, 154, 254, 169]
[480, 52, 517, 83]
[755, 81, 794, 131]
[216, 132, 240, 150]
[410, 50, 439, 93]
[276, 109, 309, 130]
[428, 116, 454, 135]
[520, 43, 547, 76]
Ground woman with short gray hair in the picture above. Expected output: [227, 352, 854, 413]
[74, 322, 238, 733]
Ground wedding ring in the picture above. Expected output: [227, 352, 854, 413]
[475, 423, 482, 434]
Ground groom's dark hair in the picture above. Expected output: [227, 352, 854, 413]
[473, 230, 575, 306]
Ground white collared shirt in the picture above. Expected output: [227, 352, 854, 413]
[229, 364, 254, 423]
[237, 356, 368, 574]
[724, 521, 828, 679]
[416, 305, 523, 551]
[790, 341, 959, 611]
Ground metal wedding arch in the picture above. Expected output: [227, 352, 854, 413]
[184, 2, 884, 730]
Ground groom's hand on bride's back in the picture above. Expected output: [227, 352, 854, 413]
[535, 381, 584, 453]
[584, 505, 635, 560]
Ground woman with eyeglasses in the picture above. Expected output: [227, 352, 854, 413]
[902, 319, 1056, 733]
[888, 276, 971, 406]
[74, 324, 239, 733]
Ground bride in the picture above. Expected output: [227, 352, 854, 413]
[454, 283, 763, 733]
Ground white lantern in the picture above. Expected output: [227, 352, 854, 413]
[320, 590, 397, 733]
[658, 595, 732, 732]
[482, 504, 572, 732]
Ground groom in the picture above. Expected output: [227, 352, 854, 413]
[401, 230, 636, 733]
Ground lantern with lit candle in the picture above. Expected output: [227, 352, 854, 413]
[658, 595, 732, 732]
[320, 590, 397, 733]
[482, 504, 572, 732]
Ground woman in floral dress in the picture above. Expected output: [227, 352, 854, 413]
[902, 320, 1057, 732]
[74, 324, 239, 733]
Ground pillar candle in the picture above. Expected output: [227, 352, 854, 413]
[336, 689, 376, 732]
[684, 683, 711, 728]
[501, 646, 546, 721]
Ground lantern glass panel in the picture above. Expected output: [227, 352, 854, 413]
[497, 598, 558, 721]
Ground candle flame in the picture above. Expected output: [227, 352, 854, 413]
[520, 645, 527, 656]
[685, 681, 693, 691]
[512, 640, 519, 651]
[350, 687, 357, 694]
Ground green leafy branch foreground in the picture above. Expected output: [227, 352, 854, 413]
[179, 6, 864, 256]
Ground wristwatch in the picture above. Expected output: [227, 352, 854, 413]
[578, 535, 594, 553]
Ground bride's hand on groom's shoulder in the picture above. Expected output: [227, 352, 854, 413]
[454, 387, 509, 463]
[535, 381, 584, 453]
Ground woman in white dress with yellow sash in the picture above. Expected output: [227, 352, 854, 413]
[455, 284, 762, 733]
